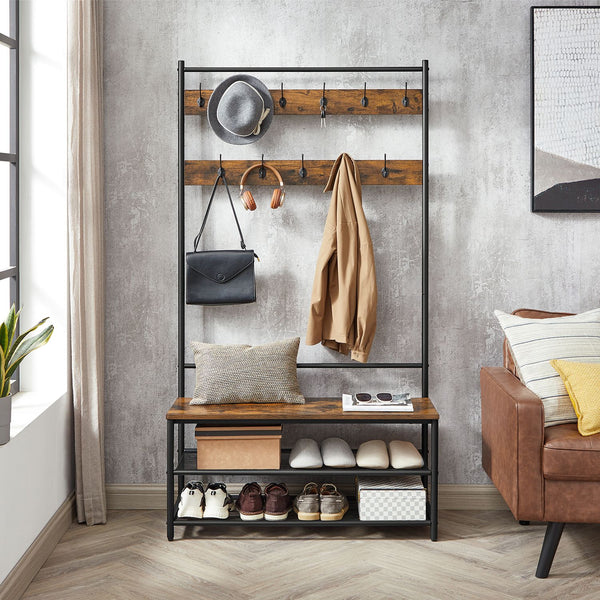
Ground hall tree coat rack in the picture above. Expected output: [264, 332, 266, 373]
[168, 61, 438, 541]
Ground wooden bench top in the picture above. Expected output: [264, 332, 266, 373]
[166, 397, 439, 422]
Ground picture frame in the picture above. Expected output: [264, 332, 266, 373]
[531, 6, 600, 212]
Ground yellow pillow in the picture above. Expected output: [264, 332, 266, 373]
[550, 359, 600, 436]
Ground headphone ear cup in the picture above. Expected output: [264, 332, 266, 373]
[271, 187, 284, 209]
[241, 189, 257, 211]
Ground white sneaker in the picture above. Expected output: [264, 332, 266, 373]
[177, 482, 204, 519]
[203, 483, 234, 519]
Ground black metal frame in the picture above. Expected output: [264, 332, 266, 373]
[167, 411, 438, 541]
[173, 61, 433, 541]
[177, 61, 430, 396]
[1, 0, 19, 389]
[530, 5, 600, 213]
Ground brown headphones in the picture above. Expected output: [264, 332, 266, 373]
[239, 163, 286, 211]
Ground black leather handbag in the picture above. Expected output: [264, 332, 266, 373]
[186, 172, 257, 305]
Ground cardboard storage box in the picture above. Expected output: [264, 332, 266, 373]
[194, 425, 282, 469]
[357, 475, 426, 521]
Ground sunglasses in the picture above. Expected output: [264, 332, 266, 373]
[355, 393, 393, 403]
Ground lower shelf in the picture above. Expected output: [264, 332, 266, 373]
[172, 499, 431, 528]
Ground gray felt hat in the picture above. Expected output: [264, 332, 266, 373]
[207, 74, 274, 145]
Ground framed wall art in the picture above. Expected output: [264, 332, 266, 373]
[531, 6, 600, 212]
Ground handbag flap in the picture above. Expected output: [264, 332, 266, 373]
[186, 250, 254, 284]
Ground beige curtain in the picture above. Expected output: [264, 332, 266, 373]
[67, 0, 107, 525]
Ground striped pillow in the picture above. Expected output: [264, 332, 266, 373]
[495, 308, 600, 427]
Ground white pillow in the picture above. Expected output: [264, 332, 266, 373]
[356, 440, 389, 469]
[495, 308, 600, 426]
[389, 441, 424, 469]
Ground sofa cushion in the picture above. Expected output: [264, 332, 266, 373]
[495, 308, 600, 427]
[543, 423, 600, 481]
[503, 309, 572, 376]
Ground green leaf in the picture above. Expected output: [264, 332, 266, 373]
[5, 324, 54, 379]
[4, 304, 19, 348]
[0, 345, 6, 397]
[0, 323, 7, 355]
[5, 317, 49, 364]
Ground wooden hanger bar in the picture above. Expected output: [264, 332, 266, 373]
[184, 159, 422, 186]
[185, 88, 423, 116]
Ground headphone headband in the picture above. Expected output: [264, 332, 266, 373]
[240, 163, 284, 187]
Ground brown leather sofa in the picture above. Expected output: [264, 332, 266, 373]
[481, 309, 600, 578]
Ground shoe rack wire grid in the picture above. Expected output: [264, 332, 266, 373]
[169, 61, 437, 540]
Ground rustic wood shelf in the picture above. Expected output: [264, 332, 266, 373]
[185, 159, 422, 186]
[185, 88, 423, 116]
[167, 396, 438, 422]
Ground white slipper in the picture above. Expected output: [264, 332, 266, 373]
[289, 438, 323, 468]
[321, 437, 356, 468]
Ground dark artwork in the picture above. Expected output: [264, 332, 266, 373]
[531, 7, 600, 212]
[535, 179, 600, 212]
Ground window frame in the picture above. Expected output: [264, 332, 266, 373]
[1, 0, 19, 391]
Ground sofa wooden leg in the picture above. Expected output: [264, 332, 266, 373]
[519, 520, 530, 526]
[535, 522, 565, 578]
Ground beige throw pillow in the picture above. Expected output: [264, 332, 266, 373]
[191, 337, 305, 405]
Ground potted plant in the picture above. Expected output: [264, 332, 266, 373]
[0, 305, 54, 445]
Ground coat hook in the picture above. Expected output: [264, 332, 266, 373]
[320, 82, 327, 128]
[259, 154, 266, 179]
[279, 82, 287, 108]
[218, 154, 224, 176]
[381, 153, 389, 178]
[402, 82, 409, 107]
[299, 154, 307, 179]
[197, 82, 205, 108]
[361, 82, 368, 108]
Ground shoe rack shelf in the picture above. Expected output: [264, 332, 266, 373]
[174, 449, 431, 477]
[172, 63, 435, 540]
[167, 397, 439, 539]
[174, 505, 430, 529]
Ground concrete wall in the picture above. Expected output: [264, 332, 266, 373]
[103, 0, 599, 485]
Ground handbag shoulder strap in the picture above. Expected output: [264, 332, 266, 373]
[193, 172, 247, 251]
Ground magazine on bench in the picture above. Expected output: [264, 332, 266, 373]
[341, 393, 414, 412]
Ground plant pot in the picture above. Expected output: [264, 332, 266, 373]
[0, 394, 12, 445]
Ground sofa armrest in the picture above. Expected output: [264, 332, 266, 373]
[480, 367, 545, 520]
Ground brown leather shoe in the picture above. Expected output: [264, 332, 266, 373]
[235, 482, 264, 521]
[264, 482, 292, 521]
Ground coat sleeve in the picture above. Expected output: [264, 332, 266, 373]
[305, 224, 336, 346]
[350, 235, 377, 362]
[349, 165, 377, 363]
[306, 156, 342, 347]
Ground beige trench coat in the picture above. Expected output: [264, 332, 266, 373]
[305, 153, 377, 362]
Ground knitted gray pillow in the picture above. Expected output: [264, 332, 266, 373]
[190, 337, 305, 405]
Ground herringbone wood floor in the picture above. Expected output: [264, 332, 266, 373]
[20, 510, 600, 600]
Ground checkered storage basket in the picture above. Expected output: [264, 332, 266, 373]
[357, 476, 426, 521]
